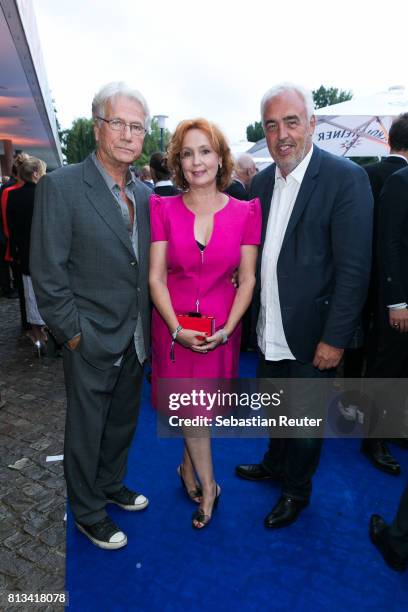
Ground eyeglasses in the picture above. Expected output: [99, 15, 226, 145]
[97, 116, 146, 136]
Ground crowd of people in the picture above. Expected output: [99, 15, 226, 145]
[1, 80, 408, 572]
[0, 153, 51, 351]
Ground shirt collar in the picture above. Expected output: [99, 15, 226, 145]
[388, 153, 408, 163]
[275, 144, 314, 185]
[91, 151, 135, 191]
[155, 180, 174, 187]
[233, 178, 246, 188]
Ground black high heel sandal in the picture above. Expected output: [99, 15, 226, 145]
[192, 484, 221, 529]
[177, 465, 202, 503]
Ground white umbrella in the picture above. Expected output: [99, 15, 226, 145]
[231, 139, 272, 169]
[229, 140, 254, 156]
[314, 86, 408, 157]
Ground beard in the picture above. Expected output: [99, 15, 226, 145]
[275, 137, 312, 177]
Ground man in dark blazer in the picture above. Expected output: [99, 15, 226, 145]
[357, 113, 408, 473]
[225, 153, 257, 200]
[236, 83, 373, 528]
[365, 115, 408, 204]
[366, 167, 408, 571]
[31, 82, 152, 550]
[366, 167, 408, 430]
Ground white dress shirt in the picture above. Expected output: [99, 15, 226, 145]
[257, 146, 314, 361]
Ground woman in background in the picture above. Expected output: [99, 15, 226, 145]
[1, 153, 30, 327]
[7, 156, 47, 350]
[149, 118, 261, 528]
[150, 151, 180, 196]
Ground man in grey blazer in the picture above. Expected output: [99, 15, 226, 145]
[31, 82, 152, 549]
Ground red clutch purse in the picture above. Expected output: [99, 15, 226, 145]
[176, 313, 215, 338]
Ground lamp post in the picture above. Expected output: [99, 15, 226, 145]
[154, 115, 168, 152]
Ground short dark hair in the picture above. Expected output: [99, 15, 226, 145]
[389, 113, 408, 151]
[150, 152, 171, 181]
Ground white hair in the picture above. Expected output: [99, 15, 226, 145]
[92, 81, 151, 130]
[236, 153, 256, 171]
[260, 82, 314, 125]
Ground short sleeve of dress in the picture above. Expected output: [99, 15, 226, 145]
[149, 193, 168, 241]
[241, 197, 262, 245]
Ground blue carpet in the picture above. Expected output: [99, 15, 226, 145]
[66, 353, 408, 611]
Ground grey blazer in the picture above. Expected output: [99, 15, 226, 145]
[30, 154, 151, 369]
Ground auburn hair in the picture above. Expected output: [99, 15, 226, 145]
[167, 118, 234, 191]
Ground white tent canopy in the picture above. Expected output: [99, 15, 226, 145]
[248, 86, 408, 161]
[231, 139, 272, 169]
[314, 86, 408, 157]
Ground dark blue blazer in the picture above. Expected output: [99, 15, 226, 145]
[250, 146, 373, 363]
[377, 166, 408, 306]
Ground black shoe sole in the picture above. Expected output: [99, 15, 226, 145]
[75, 522, 127, 550]
[235, 467, 278, 481]
[369, 532, 407, 571]
[264, 500, 309, 529]
[264, 517, 300, 529]
[361, 450, 401, 476]
[106, 498, 149, 511]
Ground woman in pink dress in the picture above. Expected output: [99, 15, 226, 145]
[149, 118, 261, 528]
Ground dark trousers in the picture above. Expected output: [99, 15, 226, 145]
[0, 243, 11, 293]
[365, 307, 408, 436]
[62, 341, 143, 525]
[258, 355, 335, 501]
[387, 484, 408, 559]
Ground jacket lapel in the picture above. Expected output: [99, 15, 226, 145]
[251, 164, 275, 271]
[82, 155, 134, 256]
[280, 146, 321, 251]
[133, 180, 148, 262]
[259, 164, 276, 245]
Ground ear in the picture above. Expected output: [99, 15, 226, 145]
[309, 114, 316, 135]
[93, 120, 100, 144]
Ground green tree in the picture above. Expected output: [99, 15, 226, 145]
[60, 118, 95, 164]
[312, 85, 352, 109]
[135, 118, 172, 168]
[246, 121, 264, 143]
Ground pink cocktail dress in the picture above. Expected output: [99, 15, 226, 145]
[150, 193, 261, 405]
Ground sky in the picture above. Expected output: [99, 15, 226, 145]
[32, 0, 408, 144]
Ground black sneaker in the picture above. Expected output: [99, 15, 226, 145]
[107, 485, 149, 511]
[75, 516, 127, 550]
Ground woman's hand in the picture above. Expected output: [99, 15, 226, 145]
[201, 330, 226, 352]
[176, 328, 207, 351]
